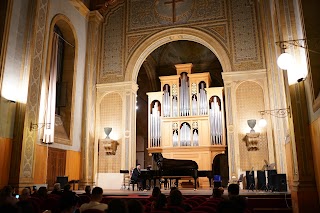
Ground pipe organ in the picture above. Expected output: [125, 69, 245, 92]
[147, 64, 226, 180]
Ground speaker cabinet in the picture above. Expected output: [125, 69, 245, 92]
[246, 171, 255, 190]
[257, 170, 266, 190]
[56, 176, 68, 188]
[267, 169, 277, 189]
[271, 174, 287, 192]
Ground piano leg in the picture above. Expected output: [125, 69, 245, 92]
[209, 177, 212, 188]
[194, 177, 197, 190]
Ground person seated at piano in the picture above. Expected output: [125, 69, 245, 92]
[131, 164, 143, 190]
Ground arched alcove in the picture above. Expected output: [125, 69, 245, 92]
[45, 14, 77, 145]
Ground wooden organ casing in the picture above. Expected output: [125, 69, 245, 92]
[147, 64, 226, 187]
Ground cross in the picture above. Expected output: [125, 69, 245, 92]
[164, 0, 184, 23]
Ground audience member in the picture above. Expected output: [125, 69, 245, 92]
[225, 183, 247, 212]
[84, 185, 91, 196]
[51, 183, 63, 195]
[170, 187, 177, 192]
[227, 184, 239, 198]
[152, 193, 167, 210]
[19, 188, 31, 201]
[107, 198, 128, 213]
[79, 187, 108, 212]
[0, 185, 19, 205]
[37, 186, 48, 200]
[217, 200, 238, 213]
[0, 203, 19, 213]
[60, 191, 79, 213]
[229, 195, 247, 213]
[168, 189, 192, 212]
[63, 184, 72, 193]
[127, 199, 144, 213]
[31, 186, 37, 196]
[149, 186, 161, 201]
[210, 187, 224, 199]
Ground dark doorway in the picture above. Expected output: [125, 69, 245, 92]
[47, 147, 66, 189]
[212, 153, 229, 187]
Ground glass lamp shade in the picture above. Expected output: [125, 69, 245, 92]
[259, 118, 267, 128]
[277, 52, 294, 70]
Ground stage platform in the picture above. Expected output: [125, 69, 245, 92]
[74, 188, 290, 197]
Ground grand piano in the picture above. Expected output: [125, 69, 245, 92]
[140, 153, 213, 190]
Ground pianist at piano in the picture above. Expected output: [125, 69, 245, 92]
[130, 164, 144, 190]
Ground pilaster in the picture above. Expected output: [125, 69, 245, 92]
[95, 81, 139, 177]
[289, 81, 320, 212]
[79, 11, 103, 188]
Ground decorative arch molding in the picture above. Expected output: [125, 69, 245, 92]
[124, 27, 232, 82]
[49, 14, 77, 46]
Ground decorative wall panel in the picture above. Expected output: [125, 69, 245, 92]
[98, 93, 122, 173]
[21, 0, 49, 179]
[101, 6, 124, 77]
[128, 0, 226, 31]
[230, 0, 263, 70]
[236, 81, 268, 171]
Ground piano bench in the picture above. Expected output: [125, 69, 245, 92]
[129, 180, 142, 191]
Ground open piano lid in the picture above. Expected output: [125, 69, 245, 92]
[152, 153, 198, 170]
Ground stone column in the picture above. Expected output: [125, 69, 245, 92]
[79, 11, 103, 188]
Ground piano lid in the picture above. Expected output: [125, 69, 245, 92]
[152, 153, 198, 170]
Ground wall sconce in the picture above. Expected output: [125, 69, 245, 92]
[276, 39, 320, 84]
[258, 106, 291, 127]
[244, 119, 260, 151]
[30, 122, 51, 131]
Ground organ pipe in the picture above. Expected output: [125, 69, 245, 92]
[179, 73, 190, 116]
[209, 97, 222, 145]
[199, 82, 208, 115]
[193, 130, 199, 146]
[192, 95, 197, 116]
[180, 123, 191, 146]
[151, 101, 161, 147]
[163, 85, 170, 117]
[172, 96, 178, 117]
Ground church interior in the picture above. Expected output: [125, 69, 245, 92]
[1, 0, 320, 212]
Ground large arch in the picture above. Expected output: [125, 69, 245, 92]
[124, 27, 232, 82]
